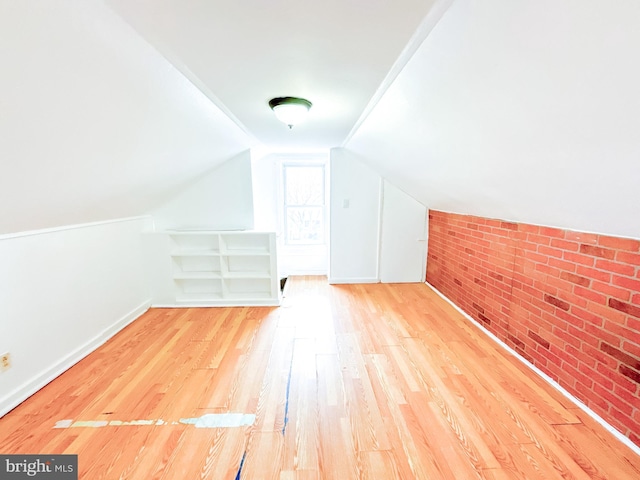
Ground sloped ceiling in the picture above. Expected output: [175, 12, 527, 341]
[104, 0, 441, 151]
[3, 0, 638, 238]
[0, 0, 445, 234]
[345, 0, 640, 239]
[0, 0, 250, 234]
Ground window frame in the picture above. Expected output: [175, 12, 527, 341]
[281, 162, 327, 246]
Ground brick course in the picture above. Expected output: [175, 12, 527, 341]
[427, 210, 640, 447]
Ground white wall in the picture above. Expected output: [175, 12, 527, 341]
[0, 0, 250, 235]
[379, 181, 428, 283]
[151, 151, 254, 231]
[329, 148, 382, 283]
[345, 0, 640, 239]
[0, 217, 152, 417]
[251, 153, 281, 234]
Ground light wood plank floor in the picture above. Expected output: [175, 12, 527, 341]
[1, 276, 639, 479]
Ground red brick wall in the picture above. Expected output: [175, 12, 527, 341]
[426, 210, 640, 446]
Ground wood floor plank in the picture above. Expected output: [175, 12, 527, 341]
[1, 276, 639, 479]
[199, 428, 249, 479]
[359, 450, 403, 480]
[111, 426, 186, 480]
[316, 354, 359, 479]
[557, 409, 640, 478]
[240, 431, 285, 480]
[98, 426, 154, 480]
[397, 399, 462, 479]
[281, 338, 320, 473]
[365, 354, 440, 479]
[252, 326, 294, 433]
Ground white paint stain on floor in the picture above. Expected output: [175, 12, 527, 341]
[54, 413, 255, 429]
[179, 413, 256, 428]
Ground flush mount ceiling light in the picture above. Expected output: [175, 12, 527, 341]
[268, 97, 312, 129]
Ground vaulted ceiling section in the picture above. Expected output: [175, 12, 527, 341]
[1, 0, 639, 237]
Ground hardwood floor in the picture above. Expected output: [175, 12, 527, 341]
[1, 276, 639, 479]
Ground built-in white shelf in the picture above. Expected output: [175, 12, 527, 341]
[172, 272, 222, 279]
[170, 249, 220, 256]
[144, 230, 280, 307]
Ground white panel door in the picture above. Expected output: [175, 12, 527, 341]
[379, 181, 427, 283]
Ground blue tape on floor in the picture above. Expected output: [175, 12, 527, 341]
[235, 450, 247, 480]
[282, 348, 294, 435]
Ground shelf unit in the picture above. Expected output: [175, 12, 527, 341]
[145, 231, 279, 307]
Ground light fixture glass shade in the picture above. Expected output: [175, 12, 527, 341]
[269, 97, 312, 128]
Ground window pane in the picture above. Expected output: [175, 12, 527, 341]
[285, 166, 324, 205]
[286, 206, 324, 244]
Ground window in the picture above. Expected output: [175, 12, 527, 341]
[283, 164, 325, 245]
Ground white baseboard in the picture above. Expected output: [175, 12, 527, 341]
[0, 300, 151, 418]
[425, 281, 640, 457]
[328, 277, 380, 285]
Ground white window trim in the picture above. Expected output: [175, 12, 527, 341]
[277, 156, 329, 250]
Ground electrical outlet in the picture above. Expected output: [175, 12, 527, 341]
[0, 352, 10, 372]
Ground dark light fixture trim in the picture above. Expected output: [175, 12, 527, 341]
[268, 96, 312, 110]
[268, 97, 313, 128]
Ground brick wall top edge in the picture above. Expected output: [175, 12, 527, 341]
[427, 209, 640, 243]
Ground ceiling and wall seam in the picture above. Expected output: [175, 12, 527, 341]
[342, 0, 455, 147]
[103, 1, 258, 146]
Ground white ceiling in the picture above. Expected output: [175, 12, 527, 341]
[5, 0, 638, 239]
[0, 1, 252, 234]
[345, 0, 640, 239]
[105, 0, 441, 151]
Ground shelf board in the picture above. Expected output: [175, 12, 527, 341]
[167, 230, 223, 235]
[176, 293, 224, 302]
[173, 272, 222, 280]
[225, 292, 273, 300]
[220, 249, 270, 256]
[224, 272, 271, 279]
[170, 249, 220, 257]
